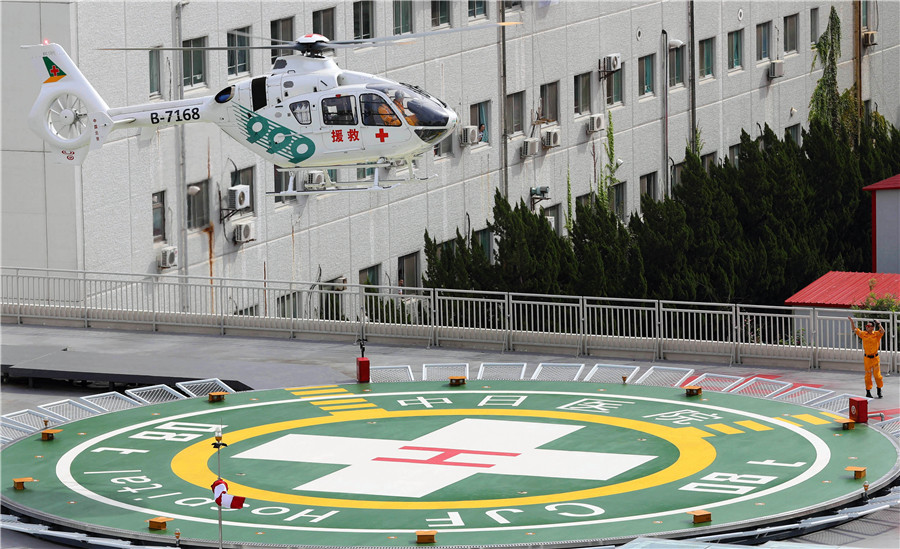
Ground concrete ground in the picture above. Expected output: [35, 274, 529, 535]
[1, 324, 898, 548]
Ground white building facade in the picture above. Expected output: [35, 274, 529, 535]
[2, 0, 898, 292]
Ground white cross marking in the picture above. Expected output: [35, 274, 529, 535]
[234, 419, 657, 498]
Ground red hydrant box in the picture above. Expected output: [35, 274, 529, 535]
[356, 357, 370, 383]
[849, 397, 868, 423]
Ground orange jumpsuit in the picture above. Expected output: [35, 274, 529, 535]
[854, 327, 884, 391]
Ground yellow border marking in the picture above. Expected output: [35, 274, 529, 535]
[320, 403, 379, 411]
[735, 420, 773, 431]
[820, 411, 851, 422]
[792, 414, 831, 425]
[285, 385, 338, 391]
[772, 417, 803, 427]
[312, 398, 369, 406]
[291, 389, 350, 396]
[705, 423, 743, 434]
[171, 408, 717, 510]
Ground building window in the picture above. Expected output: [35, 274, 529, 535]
[431, 0, 450, 27]
[397, 252, 419, 291]
[640, 172, 657, 201]
[810, 8, 819, 44]
[320, 277, 346, 320]
[327, 169, 338, 183]
[672, 162, 684, 186]
[473, 228, 493, 262]
[606, 65, 623, 105]
[862, 0, 869, 28]
[270, 18, 294, 63]
[273, 167, 296, 204]
[504, 1, 523, 10]
[276, 292, 302, 318]
[354, 1, 374, 39]
[784, 14, 799, 53]
[756, 21, 771, 61]
[727, 30, 743, 70]
[357, 167, 375, 180]
[542, 204, 561, 236]
[505, 91, 525, 134]
[574, 72, 592, 115]
[152, 191, 166, 242]
[468, 1, 486, 19]
[669, 46, 684, 86]
[609, 182, 626, 221]
[786, 124, 801, 145]
[728, 144, 741, 168]
[313, 8, 335, 38]
[470, 101, 490, 143]
[235, 304, 259, 317]
[539, 81, 559, 123]
[701, 152, 717, 172]
[433, 135, 452, 157]
[359, 264, 380, 286]
[182, 37, 206, 87]
[393, 1, 413, 35]
[227, 27, 250, 76]
[699, 38, 714, 78]
[231, 166, 255, 214]
[186, 180, 210, 229]
[638, 54, 654, 96]
[149, 49, 161, 96]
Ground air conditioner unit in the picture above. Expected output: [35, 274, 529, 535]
[459, 125, 478, 146]
[600, 53, 622, 73]
[158, 246, 177, 269]
[305, 170, 326, 190]
[521, 138, 539, 158]
[228, 184, 251, 209]
[333, 276, 348, 291]
[542, 128, 561, 148]
[233, 220, 255, 243]
[767, 59, 784, 79]
[586, 113, 606, 134]
[862, 31, 878, 47]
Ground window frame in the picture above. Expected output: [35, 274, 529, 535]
[609, 181, 626, 221]
[152, 191, 166, 242]
[638, 54, 654, 96]
[784, 13, 799, 54]
[468, 0, 486, 19]
[539, 81, 559, 123]
[473, 228, 493, 263]
[756, 21, 771, 61]
[727, 29, 743, 70]
[354, 1, 375, 40]
[431, 0, 450, 27]
[359, 264, 381, 286]
[728, 144, 741, 168]
[270, 17, 294, 64]
[699, 37, 715, 78]
[182, 36, 207, 88]
[786, 124, 801, 145]
[640, 172, 658, 201]
[505, 91, 525, 135]
[230, 166, 255, 214]
[574, 72, 592, 116]
[469, 100, 491, 144]
[227, 27, 251, 77]
[273, 167, 296, 204]
[397, 251, 419, 292]
[186, 180, 210, 230]
[313, 7, 336, 39]
[149, 48, 161, 97]
[668, 46, 684, 86]
[810, 8, 819, 44]
[606, 65, 623, 106]
[393, 0, 413, 35]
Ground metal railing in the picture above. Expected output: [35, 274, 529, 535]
[1, 267, 897, 372]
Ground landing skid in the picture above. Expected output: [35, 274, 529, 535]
[268, 157, 433, 196]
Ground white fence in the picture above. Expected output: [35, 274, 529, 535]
[1, 267, 896, 372]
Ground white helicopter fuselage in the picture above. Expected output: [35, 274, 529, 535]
[25, 43, 458, 171]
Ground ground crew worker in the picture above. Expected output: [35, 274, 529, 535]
[848, 316, 884, 398]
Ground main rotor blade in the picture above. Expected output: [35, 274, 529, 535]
[98, 45, 294, 51]
[327, 21, 521, 48]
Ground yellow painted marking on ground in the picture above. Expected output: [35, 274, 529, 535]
[772, 417, 803, 427]
[705, 423, 744, 434]
[320, 403, 380, 411]
[821, 411, 852, 422]
[173, 408, 717, 510]
[792, 414, 832, 425]
[284, 385, 338, 391]
[312, 398, 369, 406]
[291, 389, 350, 396]
[735, 420, 773, 431]
[674, 426, 716, 438]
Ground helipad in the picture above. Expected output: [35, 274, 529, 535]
[2, 381, 898, 547]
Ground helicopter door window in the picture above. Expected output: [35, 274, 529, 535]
[360, 93, 401, 127]
[322, 96, 358, 125]
[290, 101, 312, 125]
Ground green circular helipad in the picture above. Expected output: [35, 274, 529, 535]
[3, 381, 899, 547]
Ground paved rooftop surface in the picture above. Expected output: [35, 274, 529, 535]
[1, 324, 898, 548]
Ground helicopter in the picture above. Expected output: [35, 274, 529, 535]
[23, 23, 516, 193]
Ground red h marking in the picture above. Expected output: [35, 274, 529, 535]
[373, 446, 520, 468]
[50, 65, 60, 77]
[375, 129, 389, 142]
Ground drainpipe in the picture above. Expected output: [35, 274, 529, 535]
[688, 0, 697, 154]
[498, 3, 509, 198]
[853, 1, 862, 123]
[174, 2, 189, 311]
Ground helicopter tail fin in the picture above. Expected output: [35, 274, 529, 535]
[23, 42, 112, 164]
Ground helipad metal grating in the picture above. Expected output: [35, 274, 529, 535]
[124, 384, 187, 404]
[812, 393, 871, 414]
[369, 365, 415, 382]
[477, 362, 527, 380]
[1, 421, 34, 441]
[729, 377, 793, 398]
[531, 363, 585, 381]
[634, 366, 694, 387]
[689, 373, 746, 392]
[80, 392, 142, 412]
[37, 399, 101, 421]
[582, 364, 641, 384]
[422, 363, 469, 381]
[872, 418, 900, 438]
[175, 378, 235, 397]
[773, 386, 835, 405]
[2, 409, 64, 430]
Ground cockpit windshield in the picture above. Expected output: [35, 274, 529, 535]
[366, 83, 450, 127]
